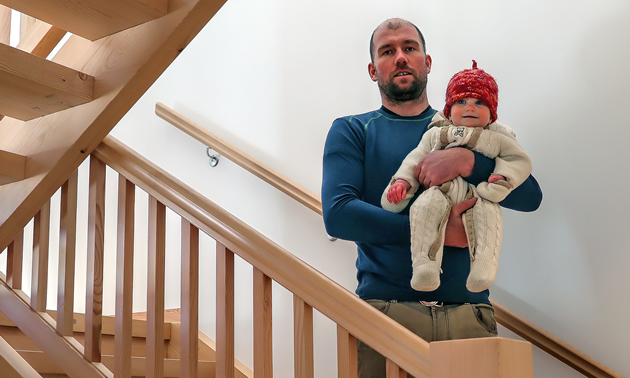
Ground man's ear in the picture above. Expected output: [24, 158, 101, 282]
[368, 62, 378, 82]
[425, 54, 432, 74]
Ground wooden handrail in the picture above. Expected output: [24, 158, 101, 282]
[155, 102, 323, 216]
[154, 103, 623, 378]
[93, 135, 432, 377]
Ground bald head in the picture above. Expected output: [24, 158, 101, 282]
[369, 18, 426, 62]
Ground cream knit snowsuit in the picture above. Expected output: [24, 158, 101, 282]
[381, 112, 532, 292]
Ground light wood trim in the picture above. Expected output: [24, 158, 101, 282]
[15, 19, 66, 58]
[0, 0, 227, 254]
[147, 195, 167, 377]
[216, 242, 235, 378]
[294, 295, 314, 378]
[31, 200, 50, 312]
[0, 275, 112, 377]
[86, 156, 106, 362]
[337, 325, 358, 378]
[253, 268, 273, 378]
[57, 169, 78, 336]
[155, 102, 322, 216]
[180, 219, 199, 377]
[93, 136, 432, 377]
[6, 229, 23, 289]
[386, 359, 407, 378]
[0, 5, 9, 45]
[0, 336, 42, 377]
[115, 174, 135, 377]
[0, 149, 26, 185]
[492, 300, 623, 378]
[2, 0, 168, 41]
[0, 42, 94, 121]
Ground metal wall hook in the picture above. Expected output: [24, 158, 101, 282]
[206, 147, 220, 167]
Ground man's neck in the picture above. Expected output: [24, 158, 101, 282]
[381, 95, 430, 116]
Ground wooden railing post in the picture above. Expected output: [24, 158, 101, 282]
[115, 174, 135, 377]
[294, 295, 314, 378]
[337, 325, 358, 378]
[147, 195, 167, 377]
[386, 359, 406, 378]
[216, 241, 235, 378]
[57, 169, 78, 336]
[6, 229, 23, 290]
[430, 337, 533, 377]
[181, 219, 199, 378]
[253, 268, 273, 378]
[31, 201, 50, 312]
[86, 156, 106, 362]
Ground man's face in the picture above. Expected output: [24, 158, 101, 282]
[368, 25, 432, 103]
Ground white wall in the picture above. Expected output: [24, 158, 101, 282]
[105, 0, 630, 376]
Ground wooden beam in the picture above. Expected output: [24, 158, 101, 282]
[0, 0, 168, 41]
[0, 5, 10, 45]
[0, 42, 94, 121]
[0, 336, 41, 378]
[0, 0, 228, 253]
[16, 19, 66, 58]
[0, 149, 26, 186]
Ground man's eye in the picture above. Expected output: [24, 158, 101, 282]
[405, 46, 415, 51]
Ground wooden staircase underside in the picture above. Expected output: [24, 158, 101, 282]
[0, 0, 228, 254]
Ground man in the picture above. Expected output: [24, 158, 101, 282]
[321, 18, 542, 377]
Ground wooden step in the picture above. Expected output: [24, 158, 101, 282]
[0, 149, 26, 185]
[0, 42, 94, 121]
[0, 0, 168, 41]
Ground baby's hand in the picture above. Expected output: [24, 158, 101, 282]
[488, 174, 506, 184]
[387, 181, 408, 204]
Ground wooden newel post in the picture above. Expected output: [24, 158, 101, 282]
[430, 337, 533, 377]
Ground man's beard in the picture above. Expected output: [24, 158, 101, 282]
[379, 75, 427, 104]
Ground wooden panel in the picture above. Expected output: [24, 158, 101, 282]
[216, 242, 235, 378]
[57, 169, 77, 336]
[0, 42, 94, 121]
[85, 156, 106, 362]
[0, 5, 9, 45]
[294, 295, 314, 378]
[0, 0, 168, 41]
[115, 174, 135, 377]
[146, 196, 166, 377]
[430, 337, 533, 378]
[337, 326, 357, 378]
[31, 200, 50, 312]
[16, 19, 66, 58]
[253, 268, 273, 378]
[0, 278, 111, 377]
[0, 335, 42, 377]
[6, 229, 23, 289]
[0, 149, 26, 185]
[180, 219, 199, 377]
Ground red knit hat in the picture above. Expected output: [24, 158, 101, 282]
[443, 60, 499, 123]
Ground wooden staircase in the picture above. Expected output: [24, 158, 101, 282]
[0, 309, 252, 377]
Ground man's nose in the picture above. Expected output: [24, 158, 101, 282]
[394, 49, 408, 65]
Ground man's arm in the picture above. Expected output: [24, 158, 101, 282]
[321, 119, 411, 245]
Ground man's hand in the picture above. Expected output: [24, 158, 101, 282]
[444, 197, 477, 248]
[414, 148, 475, 188]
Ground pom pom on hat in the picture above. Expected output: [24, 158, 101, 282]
[443, 60, 499, 123]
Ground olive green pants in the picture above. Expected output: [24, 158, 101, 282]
[358, 300, 498, 378]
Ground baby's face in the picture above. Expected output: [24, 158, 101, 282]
[449, 97, 491, 128]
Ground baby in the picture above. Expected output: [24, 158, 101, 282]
[381, 61, 532, 292]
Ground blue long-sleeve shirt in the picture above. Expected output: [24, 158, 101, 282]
[321, 106, 542, 304]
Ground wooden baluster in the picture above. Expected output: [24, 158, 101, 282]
[115, 174, 135, 377]
[31, 200, 50, 312]
[147, 196, 167, 377]
[180, 218, 199, 378]
[294, 295, 314, 378]
[253, 268, 273, 378]
[57, 169, 78, 336]
[6, 230, 24, 289]
[85, 157, 106, 362]
[386, 359, 407, 378]
[216, 241, 235, 378]
[337, 325, 358, 378]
